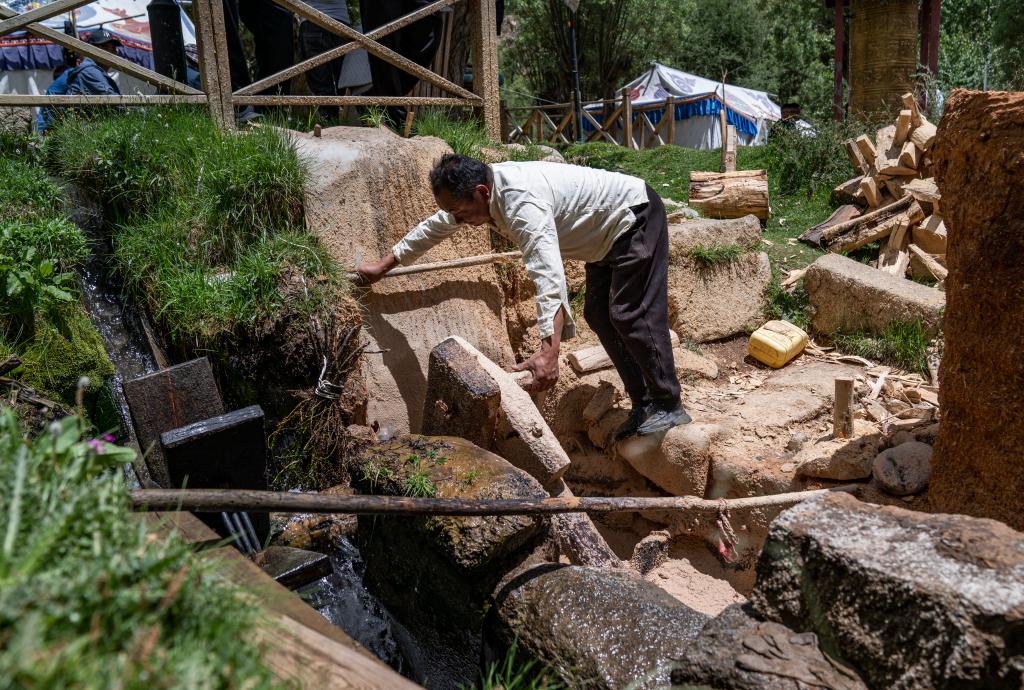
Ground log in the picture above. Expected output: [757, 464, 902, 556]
[912, 214, 947, 254]
[721, 124, 737, 173]
[688, 169, 769, 220]
[898, 140, 920, 170]
[877, 217, 911, 276]
[854, 134, 877, 164]
[894, 109, 913, 146]
[826, 199, 924, 254]
[908, 244, 948, 282]
[0, 355, 21, 377]
[548, 479, 620, 567]
[128, 485, 860, 516]
[834, 377, 855, 439]
[879, 161, 917, 177]
[859, 175, 882, 207]
[832, 175, 867, 206]
[903, 177, 940, 204]
[902, 91, 923, 127]
[818, 194, 914, 246]
[843, 138, 871, 175]
[799, 204, 862, 246]
[568, 331, 680, 374]
[910, 120, 937, 151]
[874, 124, 898, 172]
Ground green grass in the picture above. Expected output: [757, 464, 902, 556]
[461, 638, 563, 690]
[45, 108, 338, 345]
[403, 468, 438, 498]
[413, 109, 492, 157]
[689, 243, 744, 269]
[0, 410, 280, 688]
[832, 321, 931, 374]
[0, 152, 113, 411]
[765, 270, 811, 332]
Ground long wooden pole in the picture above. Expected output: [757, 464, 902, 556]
[130, 485, 858, 516]
[348, 250, 522, 281]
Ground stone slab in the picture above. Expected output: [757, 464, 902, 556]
[668, 251, 772, 342]
[668, 214, 763, 255]
[752, 492, 1024, 689]
[494, 564, 710, 690]
[161, 404, 268, 541]
[421, 337, 501, 447]
[803, 253, 945, 337]
[256, 545, 332, 590]
[123, 357, 224, 488]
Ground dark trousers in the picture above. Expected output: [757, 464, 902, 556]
[583, 185, 680, 410]
[299, 21, 345, 96]
[222, 0, 294, 94]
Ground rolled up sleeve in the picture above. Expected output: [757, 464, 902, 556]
[505, 199, 576, 341]
[392, 210, 461, 265]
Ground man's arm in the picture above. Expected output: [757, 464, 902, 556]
[355, 210, 460, 285]
[513, 305, 565, 392]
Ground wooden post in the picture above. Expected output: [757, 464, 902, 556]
[721, 124, 737, 172]
[403, 107, 416, 137]
[665, 95, 675, 146]
[621, 87, 633, 149]
[191, 0, 233, 129]
[834, 377, 855, 438]
[833, 0, 845, 121]
[469, 0, 500, 141]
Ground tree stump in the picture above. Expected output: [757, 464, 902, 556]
[688, 170, 769, 220]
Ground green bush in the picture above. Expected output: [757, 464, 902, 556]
[0, 410, 280, 688]
[755, 117, 865, 196]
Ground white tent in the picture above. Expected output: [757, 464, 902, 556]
[585, 62, 782, 150]
[0, 0, 197, 100]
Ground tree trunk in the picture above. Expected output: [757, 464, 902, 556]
[688, 170, 769, 220]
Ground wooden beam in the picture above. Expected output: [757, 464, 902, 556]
[0, 0, 93, 37]
[894, 109, 913, 146]
[469, 0, 501, 141]
[0, 95, 207, 106]
[828, 200, 924, 253]
[833, 377, 855, 439]
[0, 5, 201, 96]
[665, 96, 676, 144]
[621, 87, 634, 149]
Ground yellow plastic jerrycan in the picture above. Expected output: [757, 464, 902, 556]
[748, 320, 808, 368]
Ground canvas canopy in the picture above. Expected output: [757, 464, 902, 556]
[0, 0, 197, 97]
[585, 62, 782, 149]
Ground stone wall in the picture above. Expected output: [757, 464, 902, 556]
[929, 90, 1024, 529]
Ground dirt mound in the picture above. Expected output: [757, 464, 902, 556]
[929, 90, 1024, 529]
[294, 126, 514, 433]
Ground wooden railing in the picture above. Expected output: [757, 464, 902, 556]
[507, 87, 728, 149]
[0, 0, 500, 138]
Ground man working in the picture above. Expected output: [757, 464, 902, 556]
[65, 30, 122, 97]
[357, 154, 690, 439]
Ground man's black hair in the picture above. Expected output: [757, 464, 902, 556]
[429, 153, 492, 199]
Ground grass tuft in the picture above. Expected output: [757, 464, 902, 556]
[0, 410, 278, 687]
[832, 321, 931, 374]
[412, 108, 492, 158]
[461, 638, 563, 690]
[689, 243, 744, 269]
[766, 270, 810, 331]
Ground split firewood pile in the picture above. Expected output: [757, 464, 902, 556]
[799, 92, 947, 286]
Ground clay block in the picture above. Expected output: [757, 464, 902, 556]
[667, 214, 763, 255]
[255, 545, 332, 590]
[124, 357, 224, 487]
[161, 405, 268, 541]
[423, 337, 569, 488]
[668, 251, 772, 342]
[421, 337, 501, 447]
[803, 253, 945, 337]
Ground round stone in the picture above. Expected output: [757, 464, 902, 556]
[872, 441, 933, 496]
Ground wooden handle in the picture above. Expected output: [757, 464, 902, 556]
[348, 250, 522, 282]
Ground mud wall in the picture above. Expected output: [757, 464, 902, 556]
[295, 127, 514, 433]
[929, 90, 1024, 529]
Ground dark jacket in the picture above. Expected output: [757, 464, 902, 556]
[66, 59, 121, 96]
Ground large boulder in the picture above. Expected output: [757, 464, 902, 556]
[752, 492, 1024, 689]
[294, 126, 514, 434]
[494, 564, 710, 689]
[929, 90, 1024, 530]
[672, 604, 866, 690]
[349, 436, 547, 687]
[803, 253, 945, 337]
[668, 214, 763, 255]
[669, 251, 772, 342]
[616, 422, 721, 496]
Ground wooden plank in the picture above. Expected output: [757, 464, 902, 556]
[0, 0, 93, 36]
[0, 5, 201, 96]
[818, 194, 914, 246]
[859, 175, 882, 207]
[855, 134, 877, 164]
[912, 214, 946, 254]
[910, 120, 938, 151]
[800, 204, 862, 246]
[582, 108, 616, 144]
[902, 91, 924, 127]
[894, 109, 913, 146]
[834, 377, 855, 438]
[569, 331, 680, 374]
[874, 124, 897, 172]
[898, 140, 920, 170]
[832, 175, 867, 206]
[908, 244, 948, 281]
[826, 199, 924, 253]
[903, 177, 940, 204]
[878, 217, 911, 276]
[843, 138, 871, 175]
[469, 0, 501, 140]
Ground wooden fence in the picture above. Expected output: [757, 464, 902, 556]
[507, 87, 727, 149]
[0, 0, 500, 138]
